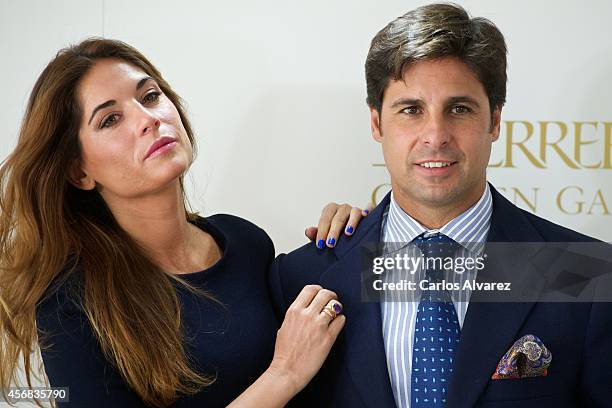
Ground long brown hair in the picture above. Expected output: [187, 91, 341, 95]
[0, 38, 213, 407]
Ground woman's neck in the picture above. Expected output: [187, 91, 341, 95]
[102, 183, 219, 274]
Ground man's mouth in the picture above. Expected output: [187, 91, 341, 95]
[416, 161, 455, 168]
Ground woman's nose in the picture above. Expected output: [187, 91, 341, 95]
[136, 105, 161, 136]
[142, 117, 161, 136]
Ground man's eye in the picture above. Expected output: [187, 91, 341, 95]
[100, 114, 119, 129]
[401, 106, 420, 115]
[452, 105, 471, 114]
[143, 91, 161, 104]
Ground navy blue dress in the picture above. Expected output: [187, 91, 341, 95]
[36, 215, 279, 407]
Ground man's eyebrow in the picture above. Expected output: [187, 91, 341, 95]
[447, 96, 481, 107]
[390, 98, 423, 109]
[88, 100, 115, 126]
[87, 76, 156, 126]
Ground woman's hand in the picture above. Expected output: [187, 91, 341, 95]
[227, 285, 345, 408]
[305, 202, 375, 249]
[267, 285, 345, 396]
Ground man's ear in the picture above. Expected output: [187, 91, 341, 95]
[67, 161, 95, 190]
[490, 106, 502, 142]
[370, 107, 383, 143]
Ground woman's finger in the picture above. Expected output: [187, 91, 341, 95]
[290, 285, 323, 309]
[327, 314, 346, 339]
[314, 203, 338, 249]
[362, 202, 375, 216]
[343, 206, 364, 236]
[318, 300, 344, 324]
[306, 288, 337, 314]
[324, 204, 354, 247]
[304, 226, 318, 241]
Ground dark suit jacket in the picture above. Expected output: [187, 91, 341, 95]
[269, 185, 612, 407]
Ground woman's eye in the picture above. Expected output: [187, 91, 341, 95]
[143, 91, 161, 104]
[100, 114, 119, 129]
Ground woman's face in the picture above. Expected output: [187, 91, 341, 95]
[74, 58, 192, 203]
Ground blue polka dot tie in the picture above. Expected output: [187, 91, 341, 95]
[411, 233, 460, 407]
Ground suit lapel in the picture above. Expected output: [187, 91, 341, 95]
[319, 193, 396, 408]
[446, 185, 547, 406]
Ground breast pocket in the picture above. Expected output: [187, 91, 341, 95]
[480, 375, 569, 402]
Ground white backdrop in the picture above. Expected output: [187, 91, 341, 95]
[1, 0, 610, 257]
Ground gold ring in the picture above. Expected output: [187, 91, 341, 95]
[323, 305, 337, 319]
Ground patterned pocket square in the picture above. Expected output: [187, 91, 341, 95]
[491, 334, 552, 380]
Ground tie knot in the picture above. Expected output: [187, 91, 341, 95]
[414, 233, 458, 259]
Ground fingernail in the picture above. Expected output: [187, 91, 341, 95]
[345, 226, 354, 234]
[317, 239, 325, 249]
[327, 237, 336, 247]
[363, 209, 369, 215]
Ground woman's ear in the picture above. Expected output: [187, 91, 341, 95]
[67, 161, 95, 190]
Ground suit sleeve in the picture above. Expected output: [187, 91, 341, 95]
[268, 244, 338, 324]
[268, 254, 290, 322]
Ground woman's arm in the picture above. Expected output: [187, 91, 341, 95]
[227, 285, 345, 408]
[36, 286, 146, 407]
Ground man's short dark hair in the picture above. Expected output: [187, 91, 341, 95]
[365, 3, 507, 114]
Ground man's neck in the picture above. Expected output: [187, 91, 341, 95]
[391, 182, 487, 230]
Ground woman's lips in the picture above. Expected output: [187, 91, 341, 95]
[145, 136, 177, 160]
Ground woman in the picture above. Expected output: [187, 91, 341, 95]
[0, 38, 366, 407]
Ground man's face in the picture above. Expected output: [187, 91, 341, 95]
[370, 56, 501, 218]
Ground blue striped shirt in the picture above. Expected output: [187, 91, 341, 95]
[380, 184, 493, 408]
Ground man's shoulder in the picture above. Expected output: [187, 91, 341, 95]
[275, 240, 340, 280]
[490, 185, 600, 243]
[275, 193, 390, 279]
[517, 208, 599, 243]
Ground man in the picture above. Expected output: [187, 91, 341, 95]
[269, 3, 611, 407]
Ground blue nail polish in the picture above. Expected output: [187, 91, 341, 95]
[346, 226, 354, 234]
[364, 209, 370, 215]
[327, 238, 336, 246]
[317, 239, 325, 249]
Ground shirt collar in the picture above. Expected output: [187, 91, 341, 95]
[382, 183, 493, 254]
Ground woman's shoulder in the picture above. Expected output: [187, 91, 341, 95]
[196, 213, 275, 256]
[203, 213, 267, 234]
[36, 265, 85, 324]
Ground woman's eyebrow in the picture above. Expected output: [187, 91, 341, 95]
[88, 76, 156, 126]
[88, 100, 115, 126]
[136, 76, 155, 90]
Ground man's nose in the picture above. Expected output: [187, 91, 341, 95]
[421, 113, 450, 148]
